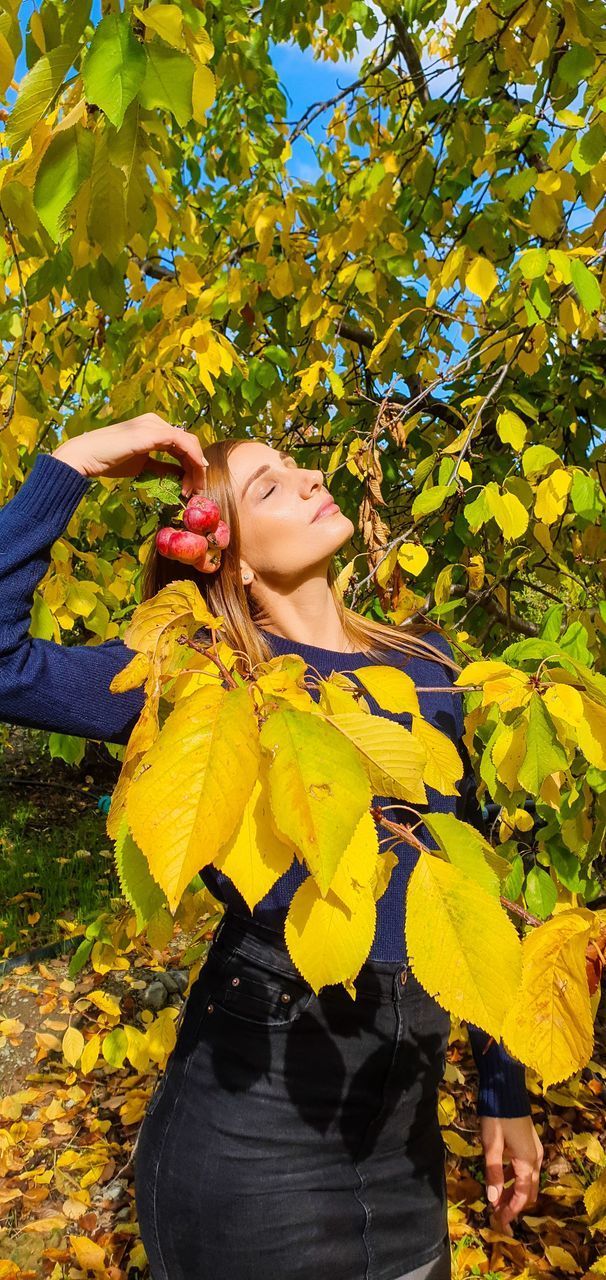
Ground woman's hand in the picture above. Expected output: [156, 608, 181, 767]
[52, 414, 209, 499]
[479, 1115, 544, 1235]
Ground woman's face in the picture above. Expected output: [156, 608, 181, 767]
[228, 442, 354, 583]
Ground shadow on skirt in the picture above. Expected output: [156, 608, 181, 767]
[135, 911, 452, 1280]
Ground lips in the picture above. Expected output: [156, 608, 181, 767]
[312, 497, 339, 522]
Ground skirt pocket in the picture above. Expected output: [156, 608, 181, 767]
[207, 948, 316, 1029]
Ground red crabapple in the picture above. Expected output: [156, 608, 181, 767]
[183, 496, 221, 535]
[156, 527, 175, 556]
[167, 530, 209, 564]
[206, 519, 230, 550]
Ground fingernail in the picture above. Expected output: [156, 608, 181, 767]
[487, 1186, 499, 1203]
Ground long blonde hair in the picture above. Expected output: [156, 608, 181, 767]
[140, 438, 461, 678]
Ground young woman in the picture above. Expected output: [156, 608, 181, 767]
[0, 415, 542, 1280]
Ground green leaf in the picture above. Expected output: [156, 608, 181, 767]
[68, 937, 94, 979]
[502, 852, 525, 902]
[569, 259, 601, 314]
[570, 470, 599, 519]
[559, 620, 592, 666]
[521, 444, 560, 477]
[538, 603, 564, 642]
[115, 816, 167, 933]
[518, 694, 569, 795]
[518, 248, 548, 279]
[49, 733, 87, 765]
[572, 123, 606, 175]
[82, 13, 146, 130]
[87, 134, 126, 263]
[139, 43, 194, 128]
[6, 44, 75, 155]
[411, 483, 452, 518]
[524, 865, 558, 920]
[422, 812, 500, 897]
[132, 471, 183, 505]
[463, 486, 490, 533]
[33, 124, 95, 242]
[558, 44, 594, 87]
[527, 276, 551, 319]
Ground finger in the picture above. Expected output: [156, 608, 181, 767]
[483, 1144, 506, 1210]
[152, 427, 209, 492]
[499, 1169, 536, 1227]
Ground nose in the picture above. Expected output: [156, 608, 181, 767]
[302, 467, 323, 494]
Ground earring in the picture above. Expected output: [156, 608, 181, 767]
[243, 573, 252, 585]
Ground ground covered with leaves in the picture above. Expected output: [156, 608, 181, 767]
[0, 922, 605, 1280]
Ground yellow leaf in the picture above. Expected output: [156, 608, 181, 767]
[87, 989, 121, 1018]
[124, 1024, 152, 1073]
[434, 564, 453, 605]
[23, 1214, 67, 1233]
[69, 1235, 107, 1273]
[585, 1169, 606, 1229]
[80, 1033, 101, 1075]
[442, 1129, 483, 1156]
[501, 908, 596, 1088]
[367, 311, 409, 370]
[123, 578, 221, 662]
[534, 468, 572, 524]
[214, 775, 294, 911]
[62, 1026, 84, 1067]
[543, 684, 584, 727]
[485, 487, 529, 540]
[260, 706, 371, 895]
[192, 63, 216, 121]
[146, 1007, 178, 1065]
[406, 850, 522, 1038]
[329, 810, 381, 905]
[454, 659, 514, 688]
[397, 542, 429, 576]
[466, 256, 498, 302]
[109, 650, 150, 693]
[0, 1017, 24, 1037]
[375, 543, 399, 590]
[483, 669, 532, 713]
[126, 685, 261, 909]
[324, 709, 428, 805]
[0, 31, 16, 97]
[544, 1246, 581, 1272]
[351, 665, 421, 716]
[496, 410, 528, 451]
[284, 875, 377, 995]
[576, 694, 606, 769]
[411, 718, 463, 795]
[467, 553, 484, 590]
[133, 3, 185, 48]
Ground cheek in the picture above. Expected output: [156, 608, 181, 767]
[247, 505, 307, 567]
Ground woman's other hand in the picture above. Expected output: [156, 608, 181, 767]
[479, 1114, 544, 1235]
[52, 413, 209, 499]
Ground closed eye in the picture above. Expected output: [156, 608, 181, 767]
[262, 485, 276, 499]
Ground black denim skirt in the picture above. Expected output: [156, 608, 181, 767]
[134, 910, 452, 1280]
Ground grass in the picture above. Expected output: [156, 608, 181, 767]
[0, 793, 120, 955]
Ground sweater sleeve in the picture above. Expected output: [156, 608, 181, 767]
[0, 452, 145, 747]
[429, 629, 531, 1119]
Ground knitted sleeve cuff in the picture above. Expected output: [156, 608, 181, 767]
[466, 1022, 531, 1118]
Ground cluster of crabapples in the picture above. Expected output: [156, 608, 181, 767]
[156, 494, 230, 573]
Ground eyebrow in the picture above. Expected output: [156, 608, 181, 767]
[240, 450, 293, 501]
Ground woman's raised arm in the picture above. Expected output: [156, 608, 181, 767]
[0, 452, 146, 746]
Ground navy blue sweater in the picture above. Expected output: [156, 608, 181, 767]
[0, 452, 530, 1117]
